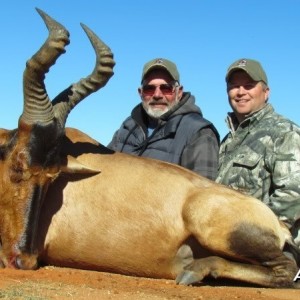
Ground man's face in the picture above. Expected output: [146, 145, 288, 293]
[138, 70, 183, 118]
[227, 70, 269, 122]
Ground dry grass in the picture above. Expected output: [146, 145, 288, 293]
[0, 281, 86, 299]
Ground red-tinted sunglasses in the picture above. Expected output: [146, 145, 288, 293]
[142, 84, 176, 96]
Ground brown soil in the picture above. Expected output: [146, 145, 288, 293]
[0, 266, 299, 300]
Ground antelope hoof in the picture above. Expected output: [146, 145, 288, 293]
[176, 270, 202, 285]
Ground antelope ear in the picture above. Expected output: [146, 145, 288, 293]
[61, 155, 101, 174]
[0, 129, 10, 146]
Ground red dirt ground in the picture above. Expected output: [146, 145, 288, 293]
[0, 266, 300, 300]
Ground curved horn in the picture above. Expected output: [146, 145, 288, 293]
[20, 8, 70, 126]
[52, 24, 115, 127]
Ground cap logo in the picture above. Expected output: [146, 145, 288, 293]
[237, 59, 247, 67]
[155, 58, 164, 65]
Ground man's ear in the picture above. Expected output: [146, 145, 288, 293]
[264, 87, 270, 101]
[138, 87, 143, 97]
[177, 85, 184, 99]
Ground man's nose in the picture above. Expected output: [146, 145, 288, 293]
[237, 85, 246, 94]
[153, 86, 163, 97]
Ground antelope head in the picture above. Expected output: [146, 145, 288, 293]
[0, 8, 115, 269]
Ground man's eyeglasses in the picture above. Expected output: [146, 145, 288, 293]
[142, 84, 176, 96]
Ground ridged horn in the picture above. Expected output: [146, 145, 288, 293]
[20, 8, 70, 126]
[52, 23, 115, 127]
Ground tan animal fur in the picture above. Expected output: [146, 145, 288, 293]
[0, 9, 299, 289]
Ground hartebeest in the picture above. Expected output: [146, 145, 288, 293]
[0, 9, 299, 288]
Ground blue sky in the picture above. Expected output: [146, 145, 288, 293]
[0, 1, 299, 145]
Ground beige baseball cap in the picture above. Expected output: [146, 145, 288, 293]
[141, 58, 180, 83]
[226, 58, 268, 85]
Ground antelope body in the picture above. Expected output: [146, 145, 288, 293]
[0, 9, 299, 288]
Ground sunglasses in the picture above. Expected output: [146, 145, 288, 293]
[142, 84, 176, 96]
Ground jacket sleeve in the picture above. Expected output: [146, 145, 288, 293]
[107, 130, 119, 150]
[266, 131, 300, 243]
[180, 127, 219, 180]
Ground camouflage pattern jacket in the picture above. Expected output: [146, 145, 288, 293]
[216, 104, 300, 245]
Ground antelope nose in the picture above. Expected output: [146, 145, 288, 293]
[15, 253, 38, 270]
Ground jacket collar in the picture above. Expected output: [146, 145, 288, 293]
[226, 103, 274, 134]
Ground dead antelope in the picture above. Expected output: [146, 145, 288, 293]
[0, 9, 299, 289]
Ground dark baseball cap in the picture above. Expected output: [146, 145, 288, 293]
[226, 58, 268, 85]
[141, 58, 180, 83]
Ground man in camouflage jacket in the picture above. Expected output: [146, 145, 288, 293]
[216, 58, 300, 248]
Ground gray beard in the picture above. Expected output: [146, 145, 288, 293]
[142, 97, 180, 119]
[142, 104, 167, 118]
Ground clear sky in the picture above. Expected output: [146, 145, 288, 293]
[1, 1, 299, 145]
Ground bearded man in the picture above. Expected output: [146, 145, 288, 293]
[108, 58, 219, 180]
